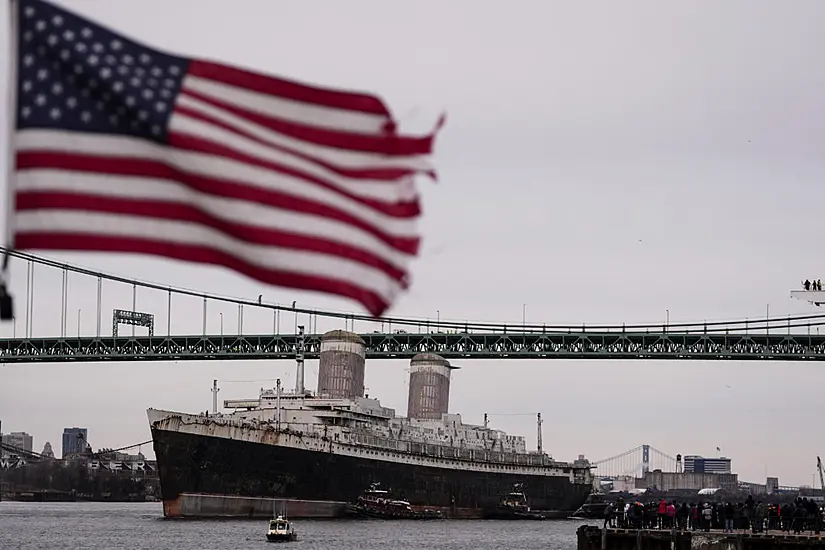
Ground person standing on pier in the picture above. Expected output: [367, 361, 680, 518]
[656, 498, 667, 528]
[723, 502, 735, 533]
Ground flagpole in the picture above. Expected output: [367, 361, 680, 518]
[1, 0, 19, 320]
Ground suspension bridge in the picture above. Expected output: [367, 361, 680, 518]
[3, 249, 825, 363]
[592, 445, 678, 479]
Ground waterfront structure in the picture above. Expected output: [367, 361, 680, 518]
[683, 455, 731, 474]
[62, 427, 89, 458]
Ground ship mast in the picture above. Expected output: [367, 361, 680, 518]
[276, 378, 282, 431]
[211, 379, 219, 414]
[295, 325, 305, 394]
[536, 412, 543, 454]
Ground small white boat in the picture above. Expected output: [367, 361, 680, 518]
[266, 515, 297, 543]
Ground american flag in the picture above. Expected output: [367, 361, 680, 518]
[10, 0, 442, 316]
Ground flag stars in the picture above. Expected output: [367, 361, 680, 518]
[24, 6, 35, 18]
[18, 10, 184, 143]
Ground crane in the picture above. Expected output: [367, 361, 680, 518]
[817, 456, 825, 497]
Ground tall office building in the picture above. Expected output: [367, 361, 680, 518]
[683, 455, 731, 474]
[62, 427, 89, 457]
[1, 432, 33, 455]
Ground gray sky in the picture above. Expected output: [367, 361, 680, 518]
[2, 0, 825, 487]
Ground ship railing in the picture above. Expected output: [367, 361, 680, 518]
[343, 431, 559, 468]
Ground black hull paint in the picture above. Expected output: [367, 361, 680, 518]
[151, 428, 591, 517]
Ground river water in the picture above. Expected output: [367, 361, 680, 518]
[0, 501, 596, 549]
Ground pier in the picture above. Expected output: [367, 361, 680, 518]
[577, 526, 825, 549]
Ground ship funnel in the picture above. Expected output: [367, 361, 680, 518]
[317, 330, 366, 398]
[407, 352, 459, 420]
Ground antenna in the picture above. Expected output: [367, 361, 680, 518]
[211, 379, 219, 414]
[536, 412, 543, 454]
[295, 325, 305, 394]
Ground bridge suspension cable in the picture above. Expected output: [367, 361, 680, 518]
[5, 247, 825, 334]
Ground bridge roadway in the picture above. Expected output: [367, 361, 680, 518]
[1, 330, 825, 363]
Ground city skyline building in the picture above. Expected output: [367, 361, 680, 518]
[684, 454, 732, 474]
[62, 427, 90, 458]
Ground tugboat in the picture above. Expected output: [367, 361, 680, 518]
[484, 484, 546, 520]
[266, 515, 297, 542]
[344, 483, 443, 519]
[569, 491, 610, 520]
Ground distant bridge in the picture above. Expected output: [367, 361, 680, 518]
[592, 445, 677, 479]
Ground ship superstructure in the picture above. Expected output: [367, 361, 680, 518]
[148, 329, 593, 519]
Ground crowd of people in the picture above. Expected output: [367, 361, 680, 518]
[603, 496, 823, 535]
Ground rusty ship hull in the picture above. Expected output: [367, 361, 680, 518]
[150, 410, 593, 519]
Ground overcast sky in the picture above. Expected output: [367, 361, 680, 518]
[2, 0, 825, 487]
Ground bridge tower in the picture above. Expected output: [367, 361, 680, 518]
[642, 444, 650, 475]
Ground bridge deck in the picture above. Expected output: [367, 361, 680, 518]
[1, 331, 825, 363]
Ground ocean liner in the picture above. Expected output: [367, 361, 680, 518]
[148, 330, 594, 519]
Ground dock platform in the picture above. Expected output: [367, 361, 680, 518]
[577, 525, 825, 549]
